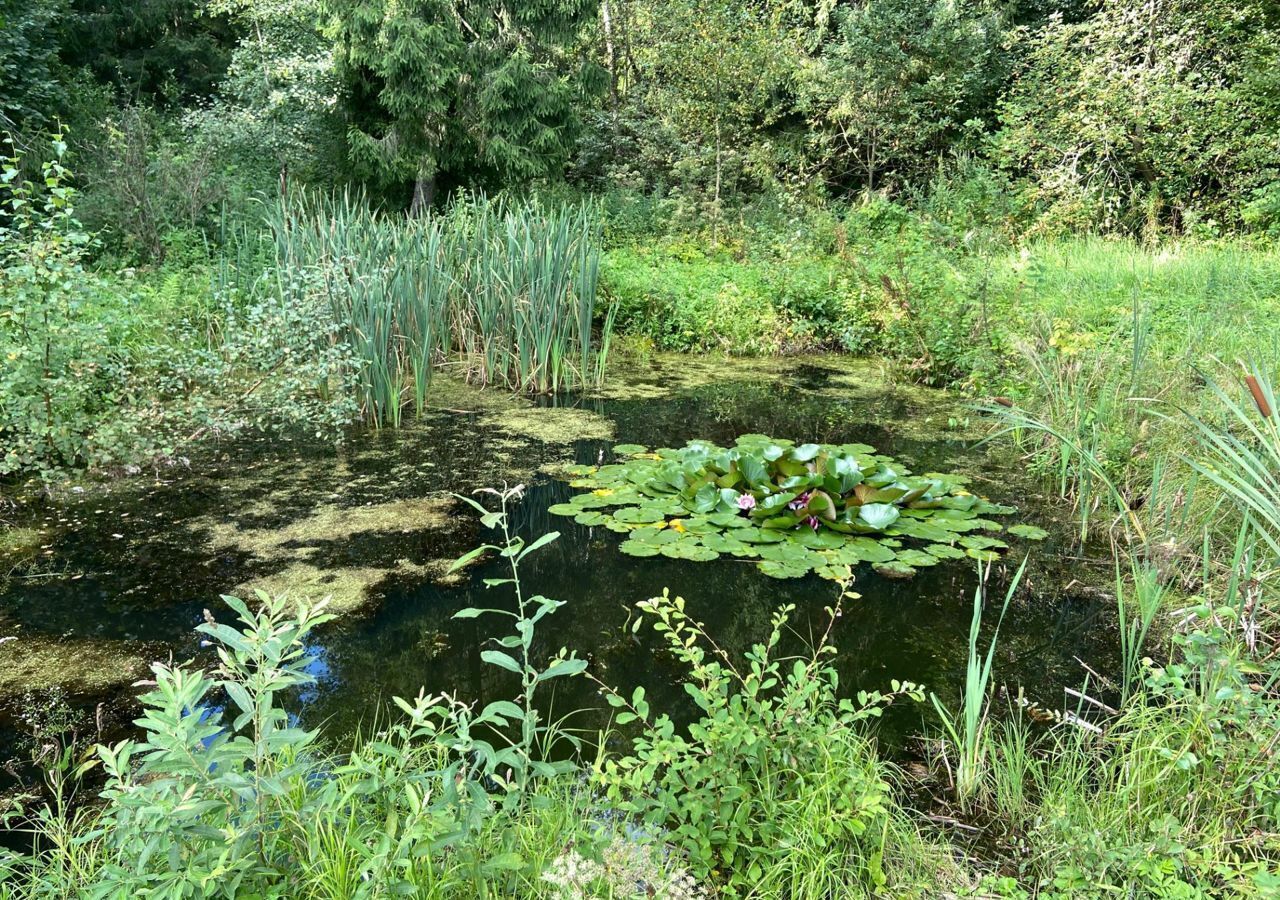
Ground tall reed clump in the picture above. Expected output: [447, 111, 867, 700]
[930, 557, 1027, 808]
[265, 191, 613, 426]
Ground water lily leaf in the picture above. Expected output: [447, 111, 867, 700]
[837, 442, 876, 455]
[794, 529, 844, 549]
[858, 503, 900, 530]
[975, 501, 1018, 515]
[754, 492, 798, 516]
[619, 540, 660, 557]
[775, 458, 810, 478]
[630, 527, 679, 546]
[873, 560, 917, 579]
[925, 543, 967, 560]
[680, 517, 717, 534]
[763, 515, 801, 530]
[701, 533, 751, 555]
[660, 542, 719, 562]
[855, 485, 908, 504]
[895, 549, 940, 568]
[887, 520, 954, 543]
[815, 564, 854, 582]
[738, 454, 768, 487]
[708, 511, 752, 528]
[830, 455, 864, 492]
[716, 470, 742, 489]
[966, 548, 1000, 562]
[761, 443, 786, 462]
[845, 538, 897, 563]
[756, 542, 814, 565]
[806, 490, 838, 521]
[1007, 524, 1048, 540]
[692, 483, 720, 514]
[959, 534, 1008, 551]
[613, 444, 647, 456]
[547, 503, 579, 516]
[737, 529, 785, 544]
[573, 511, 607, 526]
[613, 507, 665, 525]
[604, 519, 632, 533]
[791, 443, 822, 462]
[758, 560, 810, 579]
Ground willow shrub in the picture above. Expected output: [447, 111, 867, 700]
[266, 191, 614, 426]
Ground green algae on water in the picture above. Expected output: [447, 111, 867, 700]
[0, 627, 151, 696]
[195, 496, 472, 615]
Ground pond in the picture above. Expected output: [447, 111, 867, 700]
[0, 355, 1118, 772]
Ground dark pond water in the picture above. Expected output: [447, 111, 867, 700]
[0, 356, 1118, 773]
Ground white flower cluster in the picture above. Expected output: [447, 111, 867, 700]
[541, 836, 708, 900]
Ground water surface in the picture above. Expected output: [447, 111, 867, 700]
[0, 356, 1117, 767]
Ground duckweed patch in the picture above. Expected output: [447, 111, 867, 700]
[0, 526, 43, 566]
[551, 436, 1046, 580]
[197, 496, 471, 614]
[0, 628, 151, 695]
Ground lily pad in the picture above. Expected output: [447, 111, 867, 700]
[758, 560, 811, 580]
[612, 507, 666, 525]
[873, 560, 918, 579]
[552, 434, 1026, 581]
[1007, 524, 1049, 541]
[660, 542, 719, 562]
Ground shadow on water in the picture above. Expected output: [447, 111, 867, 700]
[0, 356, 1117, 769]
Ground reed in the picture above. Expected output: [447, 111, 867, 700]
[930, 556, 1028, 808]
[263, 191, 613, 426]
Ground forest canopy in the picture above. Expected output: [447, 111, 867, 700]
[3, 0, 1279, 245]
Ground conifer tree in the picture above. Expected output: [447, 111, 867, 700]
[325, 0, 600, 211]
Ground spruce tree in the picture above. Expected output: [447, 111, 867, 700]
[325, 0, 600, 211]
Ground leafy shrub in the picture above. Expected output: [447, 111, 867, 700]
[595, 587, 926, 897]
[0, 133, 156, 477]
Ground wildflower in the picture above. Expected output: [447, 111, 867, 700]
[737, 494, 756, 512]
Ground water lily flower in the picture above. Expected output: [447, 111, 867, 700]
[789, 491, 812, 511]
[591, 488, 614, 497]
[806, 515, 820, 530]
[737, 494, 756, 512]
[671, 519, 686, 533]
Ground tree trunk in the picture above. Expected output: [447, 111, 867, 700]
[410, 174, 436, 217]
[601, 0, 618, 109]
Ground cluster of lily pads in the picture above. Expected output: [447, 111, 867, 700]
[550, 435, 1047, 580]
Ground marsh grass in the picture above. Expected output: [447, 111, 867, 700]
[266, 191, 614, 426]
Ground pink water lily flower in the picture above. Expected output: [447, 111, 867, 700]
[805, 515, 820, 530]
[737, 494, 757, 512]
[788, 491, 812, 512]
